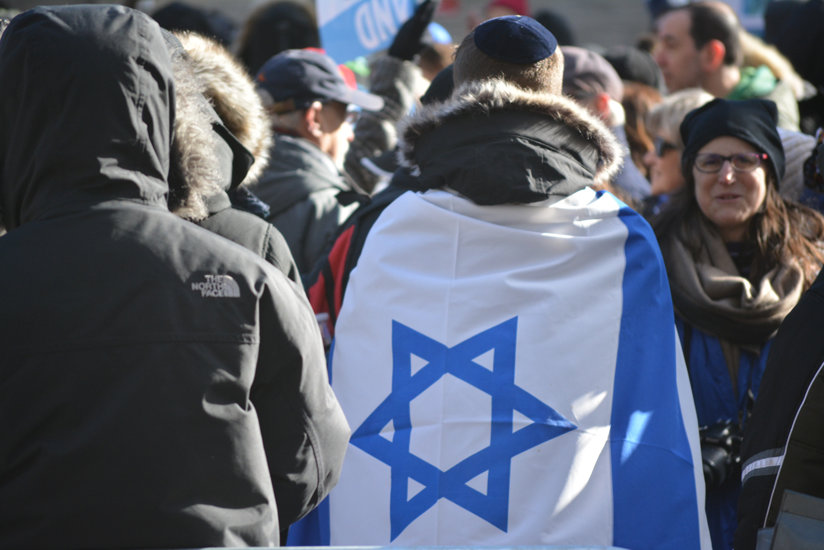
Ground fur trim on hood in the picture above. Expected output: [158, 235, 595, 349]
[167, 35, 223, 222]
[177, 31, 273, 185]
[398, 79, 623, 188]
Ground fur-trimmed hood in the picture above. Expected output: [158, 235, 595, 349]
[177, 31, 273, 186]
[164, 30, 222, 221]
[397, 79, 623, 204]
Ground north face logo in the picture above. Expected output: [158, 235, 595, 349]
[191, 274, 240, 298]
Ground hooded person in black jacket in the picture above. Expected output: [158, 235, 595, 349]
[0, 5, 349, 548]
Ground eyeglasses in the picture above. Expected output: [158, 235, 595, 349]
[654, 136, 678, 157]
[694, 152, 768, 173]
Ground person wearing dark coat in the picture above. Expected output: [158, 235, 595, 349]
[0, 5, 349, 548]
[735, 265, 824, 549]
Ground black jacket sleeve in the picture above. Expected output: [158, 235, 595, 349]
[251, 272, 350, 528]
[736, 267, 824, 550]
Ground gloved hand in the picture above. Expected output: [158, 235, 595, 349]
[388, 0, 438, 61]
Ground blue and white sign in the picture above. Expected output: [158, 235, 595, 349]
[317, 0, 418, 63]
[289, 188, 712, 549]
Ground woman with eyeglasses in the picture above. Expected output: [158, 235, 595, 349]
[652, 98, 824, 550]
[641, 88, 713, 217]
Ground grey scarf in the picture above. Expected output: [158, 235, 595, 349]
[660, 219, 804, 347]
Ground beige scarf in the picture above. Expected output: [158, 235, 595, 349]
[660, 219, 804, 348]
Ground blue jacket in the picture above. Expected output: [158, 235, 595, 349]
[677, 316, 772, 550]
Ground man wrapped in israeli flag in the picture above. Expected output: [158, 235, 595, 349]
[291, 16, 711, 550]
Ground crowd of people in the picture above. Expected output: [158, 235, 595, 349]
[2, 1, 824, 549]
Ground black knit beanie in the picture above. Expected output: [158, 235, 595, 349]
[680, 98, 785, 186]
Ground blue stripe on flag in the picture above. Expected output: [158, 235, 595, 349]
[610, 199, 701, 550]
[286, 496, 330, 545]
[287, 340, 336, 546]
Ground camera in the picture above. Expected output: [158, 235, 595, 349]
[699, 420, 743, 488]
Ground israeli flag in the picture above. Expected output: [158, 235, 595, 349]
[289, 188, 711, 549]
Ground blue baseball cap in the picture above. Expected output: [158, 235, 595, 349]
[473, 15, 558, 64]
[256, 48, 383, 113]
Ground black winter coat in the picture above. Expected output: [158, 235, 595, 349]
[736, 266, 824, 549]
[0, 6, 349, 548]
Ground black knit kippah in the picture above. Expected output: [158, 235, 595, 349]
[473, 15, 558, 64]
[680, 98, 785, 185]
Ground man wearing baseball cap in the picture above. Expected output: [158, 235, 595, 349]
[253, 48, 383, 274]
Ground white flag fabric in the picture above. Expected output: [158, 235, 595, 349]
[289, 188, 711, 549]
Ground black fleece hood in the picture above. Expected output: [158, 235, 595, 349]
[0, 5, 174, 231]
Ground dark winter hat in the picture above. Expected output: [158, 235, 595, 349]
[562, 46, 623, 102]
[680, 98, 785, 185]
[256, 48, 383, 113]
[473, 15, 557, 64]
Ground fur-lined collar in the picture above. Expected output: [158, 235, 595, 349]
[398, 79, 623, 199]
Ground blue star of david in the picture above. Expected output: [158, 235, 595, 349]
[350, 317, 576, 540]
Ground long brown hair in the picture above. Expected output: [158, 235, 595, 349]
[652, 166, 824, 288]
